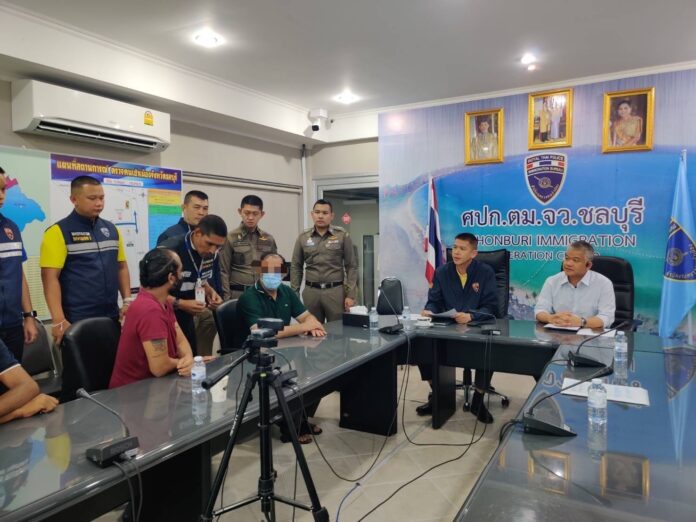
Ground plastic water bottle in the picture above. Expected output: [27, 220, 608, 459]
[613, 355, 628, 386]
[614, 331, 628, 363]
[191, 356, 206, 390]
[369, 306, 379, 331]
[192, 385, 209, 425]
[401, 306, 414, 331]
[587, 420, 607, 461]
[587, 378, 607, 426]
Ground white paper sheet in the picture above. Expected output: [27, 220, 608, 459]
[543, 324, 580, 332]
[430, 308, 458, 319]
[561, 378, 650, 406]
[577, 328, 617, 337]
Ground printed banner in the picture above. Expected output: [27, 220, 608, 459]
[379, 69, 696, 340]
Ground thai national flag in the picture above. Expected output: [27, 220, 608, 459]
[425, 176, 445, 285]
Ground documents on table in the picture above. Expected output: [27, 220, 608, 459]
[561, 378, 650, 407]
[430, 308, 458, 319]
[543, 324, 580, 332]
[577, 328, 616, 337]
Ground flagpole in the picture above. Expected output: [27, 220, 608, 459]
[680, 150, 695, 346]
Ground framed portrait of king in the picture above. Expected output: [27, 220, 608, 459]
[465, 108, 504, 165]
[528, 88, 573, 150]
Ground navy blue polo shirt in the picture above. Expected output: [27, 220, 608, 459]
[0, 214, 27, 329]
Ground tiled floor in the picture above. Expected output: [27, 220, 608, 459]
[98, 368, 535, 522]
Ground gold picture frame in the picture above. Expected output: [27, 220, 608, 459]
[464, 108, 504, 165]
[600, 452, 650, 500]
[602, 87, 655, 153]
[527, 450, 571, 495]
[528, 88, 573, 150]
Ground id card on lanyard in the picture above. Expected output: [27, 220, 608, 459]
[187, 232, 208, 304]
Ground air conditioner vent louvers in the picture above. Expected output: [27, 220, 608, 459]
[35, 121, 158, 150]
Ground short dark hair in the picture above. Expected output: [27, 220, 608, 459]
[0, 166, 5, 175]
[454, 232, 478, 248]
[313, 198, 333, 212]
[240, 194, 264, 210]
[184, 190, 209, 204]
[71, 176, 101, 193]
[140, 248, 178, 288]
[568, 240, 594, 261]
[197, 214, 227, 238]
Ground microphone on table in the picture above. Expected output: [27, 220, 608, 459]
[522, 364, 614, 437]
[77, 388, 139, 467]
[465, 310, 498, 331]
[567, 320, 636, 368]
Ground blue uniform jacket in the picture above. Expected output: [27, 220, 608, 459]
[0, 214, 26, 329]
[424, 259, 499, 320]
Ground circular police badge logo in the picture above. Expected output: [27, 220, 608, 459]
[101, 227, 110, 238]
[667, 247, 684, 266]
[3, 227, 13, 241]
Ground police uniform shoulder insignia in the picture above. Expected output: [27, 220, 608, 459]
[3, 227, 14, 240]
[101, 227, 110, 238]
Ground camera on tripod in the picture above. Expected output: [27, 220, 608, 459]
[243, 318, 284, 350]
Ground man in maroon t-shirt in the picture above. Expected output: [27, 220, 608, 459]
[110, 249, 194, 388]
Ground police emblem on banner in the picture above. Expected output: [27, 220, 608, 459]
[3, 227, 13, 241]
[101, 227, 110, 238]
[524, 153, 567, 205]
[664, 219, 696, 281]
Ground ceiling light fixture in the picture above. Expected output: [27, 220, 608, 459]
[333, 89, 360, 105]
[193, 28, 224, 48]
[527, 64, 537, 71]
[521, 53, 536, 65]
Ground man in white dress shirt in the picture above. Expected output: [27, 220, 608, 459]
[535, 241, 616, 329]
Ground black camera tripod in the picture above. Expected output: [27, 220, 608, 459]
[200, 337, 329, 522]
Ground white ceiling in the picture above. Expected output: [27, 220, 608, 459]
[4, 0, 696, 115]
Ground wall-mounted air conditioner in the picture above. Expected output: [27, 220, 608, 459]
[11, 80, 170, 152]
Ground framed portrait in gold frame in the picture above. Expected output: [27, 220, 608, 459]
[602, 87, 654, 153]
[464, 108, 504, 165]
[600, 453, 650, 500]
[527, 450, 571, 495]
[528, 88, 573, 150]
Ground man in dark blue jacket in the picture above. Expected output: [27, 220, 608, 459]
[418, 233, 499, 423]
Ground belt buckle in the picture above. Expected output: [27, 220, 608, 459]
[320, 282, 327, 289]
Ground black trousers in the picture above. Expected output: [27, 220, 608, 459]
[0, 325, 25, 362]
[418, 364, 493, 390]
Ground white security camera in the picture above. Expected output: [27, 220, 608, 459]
[309, 108, 328, 132]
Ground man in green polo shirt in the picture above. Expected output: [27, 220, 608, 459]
[238, 252, 325, 443]
[238, 253, 325, 338]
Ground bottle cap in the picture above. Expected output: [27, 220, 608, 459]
[194, 356, 203, 362]
[592, 378, 601, 384]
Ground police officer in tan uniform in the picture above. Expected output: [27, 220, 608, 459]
[219, 195, 277, 300]
[291, 199, 358, 323]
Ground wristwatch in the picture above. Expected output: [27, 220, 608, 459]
[580, 317, 587, 328]
[22, 310, 38, 318]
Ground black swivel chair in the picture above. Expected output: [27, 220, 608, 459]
[585, 255, 635, 328]
[60, 318, 121, 402]
[446, 248, 511, 410]
[214, 299, 245, 354]
[22, 322, 62, 398]
[377, 277, 404, 315]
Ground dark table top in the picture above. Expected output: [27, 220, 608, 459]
[456, 347, 696, 522]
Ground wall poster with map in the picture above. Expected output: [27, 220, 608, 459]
[0, 146, 182, 318]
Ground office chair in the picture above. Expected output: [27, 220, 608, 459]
[60, 317, 121, 402]
[214, 299, 245, 354]
[22, 321, 62, 397]
[446, 248, 511, 411]
[586, 255, 635, 328]
[377, 277, 404, 315]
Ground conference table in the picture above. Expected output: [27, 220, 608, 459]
[0, 318, 683, 521]
[455, 330, 696, 521]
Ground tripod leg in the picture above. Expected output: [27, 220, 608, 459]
[257, 370, 277, 521]
[271, 379, 330, 522]
[200, 371, 258, 521]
